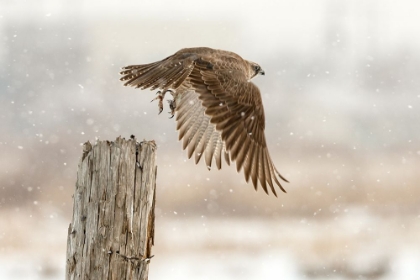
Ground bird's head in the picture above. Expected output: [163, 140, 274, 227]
[247, 61, 265, 79]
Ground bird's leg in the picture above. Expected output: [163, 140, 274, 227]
[151, 91, 166, 115]
[151, 90, 176, 115]
[167, 100, 175, 119]
[166, 90, 177, 118]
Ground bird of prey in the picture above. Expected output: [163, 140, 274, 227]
[120, 47, 288, 196]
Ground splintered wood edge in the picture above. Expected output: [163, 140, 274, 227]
[80, 136, 157, 162]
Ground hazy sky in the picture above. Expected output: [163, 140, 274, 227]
[3, 0, 420, 54]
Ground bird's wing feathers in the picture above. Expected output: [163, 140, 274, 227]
[175, 89, 230, 170]
[190, 63, 287, 195]
[120, 52, 199, 91]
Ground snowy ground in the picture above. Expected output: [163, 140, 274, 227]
[1, 208, 419, 280]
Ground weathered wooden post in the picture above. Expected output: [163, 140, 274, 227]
[66, 136, 157, 280]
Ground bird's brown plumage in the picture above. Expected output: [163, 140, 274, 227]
[120, 47, 288, 196]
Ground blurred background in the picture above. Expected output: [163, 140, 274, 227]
[1, 0, 420, 279]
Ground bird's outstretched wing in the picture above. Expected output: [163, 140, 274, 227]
[190, 61, 288, 196]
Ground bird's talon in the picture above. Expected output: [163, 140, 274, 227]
[151, 91, 166, 114]
[167, 99, 176, 117]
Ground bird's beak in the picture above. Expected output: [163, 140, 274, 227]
[259, 69, 265, 75]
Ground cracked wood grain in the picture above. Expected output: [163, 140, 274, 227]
[66, 137, 157, 280]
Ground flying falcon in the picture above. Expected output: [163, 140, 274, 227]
[120, 47, 288, 196]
